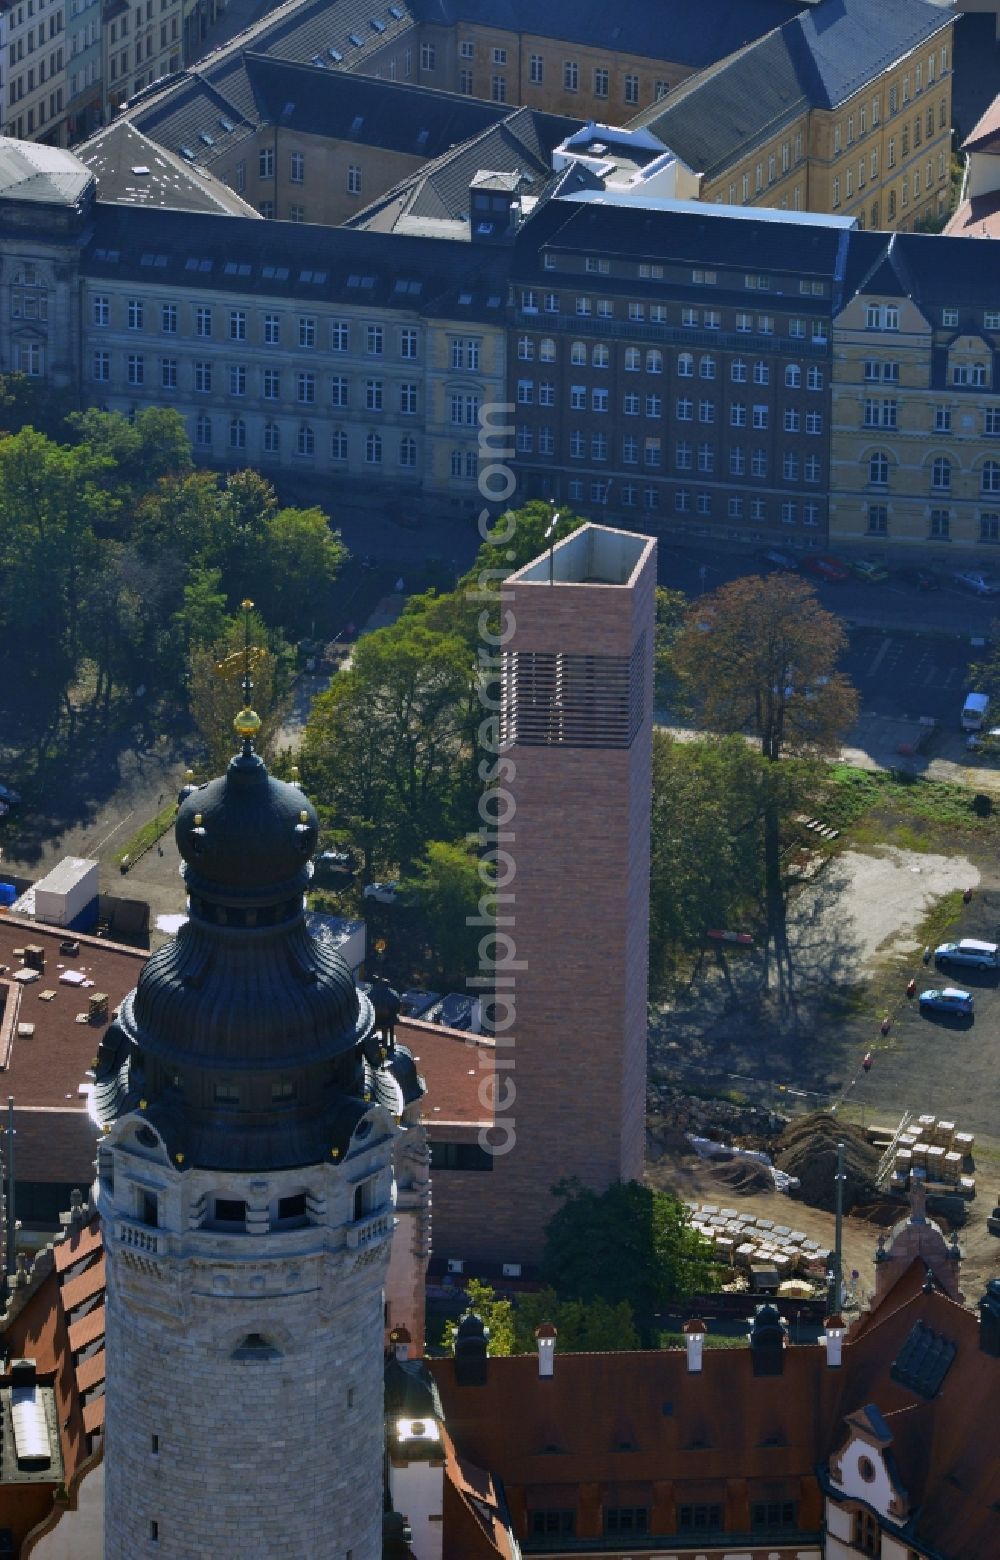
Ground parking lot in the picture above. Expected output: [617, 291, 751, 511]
[846, 888, 1000, 1148]
[843, 631, 974, 723]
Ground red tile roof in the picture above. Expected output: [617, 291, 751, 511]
[67, 1303, 105, 1355]
[60, 1254, 105, 1314]
[53, 1217, 104, 1274]
[396, 1017, 493, 1128]
[963, 91, 1000, 152]
[944, 191, 1000, 239]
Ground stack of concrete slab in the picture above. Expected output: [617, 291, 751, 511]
[890, 1116, 976, 1198]
[687, 1202, 829, 1279]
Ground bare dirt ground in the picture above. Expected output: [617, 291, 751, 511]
[650, 840, 1000, 1304]
[648, 1146, 1000, 1305]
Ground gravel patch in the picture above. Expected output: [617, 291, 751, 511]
[788, 847, 979, 974]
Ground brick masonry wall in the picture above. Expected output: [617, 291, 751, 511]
[435, 536, 656, 1265]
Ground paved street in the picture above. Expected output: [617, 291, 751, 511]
[843, 631, 973, 723]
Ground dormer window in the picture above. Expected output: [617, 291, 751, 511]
[214, 1082, 239, 1105]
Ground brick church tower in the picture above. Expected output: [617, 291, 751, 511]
[478, 522, 657, 1265]
[93, 718, 424, 1559]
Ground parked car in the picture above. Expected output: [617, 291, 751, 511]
[966, 726, 1000, 753]
[895, 566, 943, 592]
[756, 547, 798, 572]
[313, 848, 355, 883]
[918, 987, 974, 1016]
[362, 880, 400, 905]
[400, 989, 442, 1020]
[800, 554, 850, 583]
[850, 560, 888, 583]
[934, 939, 999, 970]
[0, 783, 21, 809]
[954, 570, 1000, 596]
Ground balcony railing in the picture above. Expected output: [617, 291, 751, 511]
[346, 1211, 392, 1250]
[116, 1218, 163, 1256]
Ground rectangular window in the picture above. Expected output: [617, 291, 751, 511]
[127, 297, 143, 329]
[263, 369, 280, 400]
[290, 150, 304, 183]
[366, 324, 383, 355]
[161, 303, 176, 333]
[299, 316, 315, 349]
[127, 353, 144, 385]
[259, 146, 273, 178]
[623, 73, 639, 105]
[529, 53, 543, 84]
[92, 349, 109, 381]
[347, 164, 362, 196]
[563, 60, 578, 91]
[298, 371, 316, 404]
[593, 66, 608, 98]
[229, 310, 246, 341]
[331, 321, 349, 352]
[160, 358, 177, 389]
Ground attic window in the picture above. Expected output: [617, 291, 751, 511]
[371, 16, 386, 30]
[311, 54, 327, 67]
[281, 101, 295, 117]
[416, 129, 429, 148]
[198, 131, 214, 146]
[348, 31, 364, 46]
[179, 145, 195, 160]
[388, 3, 403, 14]
[219, 116, 234, 131]
[350, 115, 365, 134]
[458, 291, 473, 304]
[329, 47, 343, 61]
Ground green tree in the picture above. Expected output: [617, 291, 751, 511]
[654, 585, 689, 716]
[65, 406, 192, 509]
[649, 733, 767, 991]
[401, 839, 484, 987]
[256, 506, 347, 631]
[445, 1279, 515, 1357]
[302, 618, 473, 875]
[0, 372, 76, 438]
[673, 574, 857, 973]
[542, 1180, 718, 1342]
[513, 1288, 640, 1353]
[469, 499, 585, 585]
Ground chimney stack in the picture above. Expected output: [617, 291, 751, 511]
[823, 1314, 845, 1367]
[534, 1323, 557, 1378]
[454, 1313, 489, 1386]
[683, 1319, 706, 1373]
[749, 1304, 787, 1377]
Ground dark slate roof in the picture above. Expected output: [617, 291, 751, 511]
[514, 193, 853, 287]
[346, 105, 577, 233]
[82, 202, 510, 319]
[632, 0, 953, 176]
[129, 53, 511, 172]
[74, 120, 259, 215]
[198, 0, 417, 76]
[411, 0, 803, 70]
[839, 227, 1000, 310]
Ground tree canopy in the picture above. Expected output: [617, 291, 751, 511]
[542, 1179, 718, 1342]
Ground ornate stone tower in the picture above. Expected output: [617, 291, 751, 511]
[93, 728, 423, 1559]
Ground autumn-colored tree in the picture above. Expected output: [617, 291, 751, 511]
[188, 610, 291, 774]
[674, 574, 857, 968]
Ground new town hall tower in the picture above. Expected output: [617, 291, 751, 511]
[92, 721, 422, 1558]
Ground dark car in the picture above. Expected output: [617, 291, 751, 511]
[312, 848, 355, 883]
[800, 554, 850, 583]
[895, 566, 943, 592]
[756, 547, 798, 572]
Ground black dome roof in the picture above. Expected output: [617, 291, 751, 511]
[176, 749, 318, 891]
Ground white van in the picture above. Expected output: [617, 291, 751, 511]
[961, 692, 990, 731]
[934, 939, 1000, 971]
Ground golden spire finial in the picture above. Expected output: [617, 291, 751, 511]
[233, 598, 261, 753]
